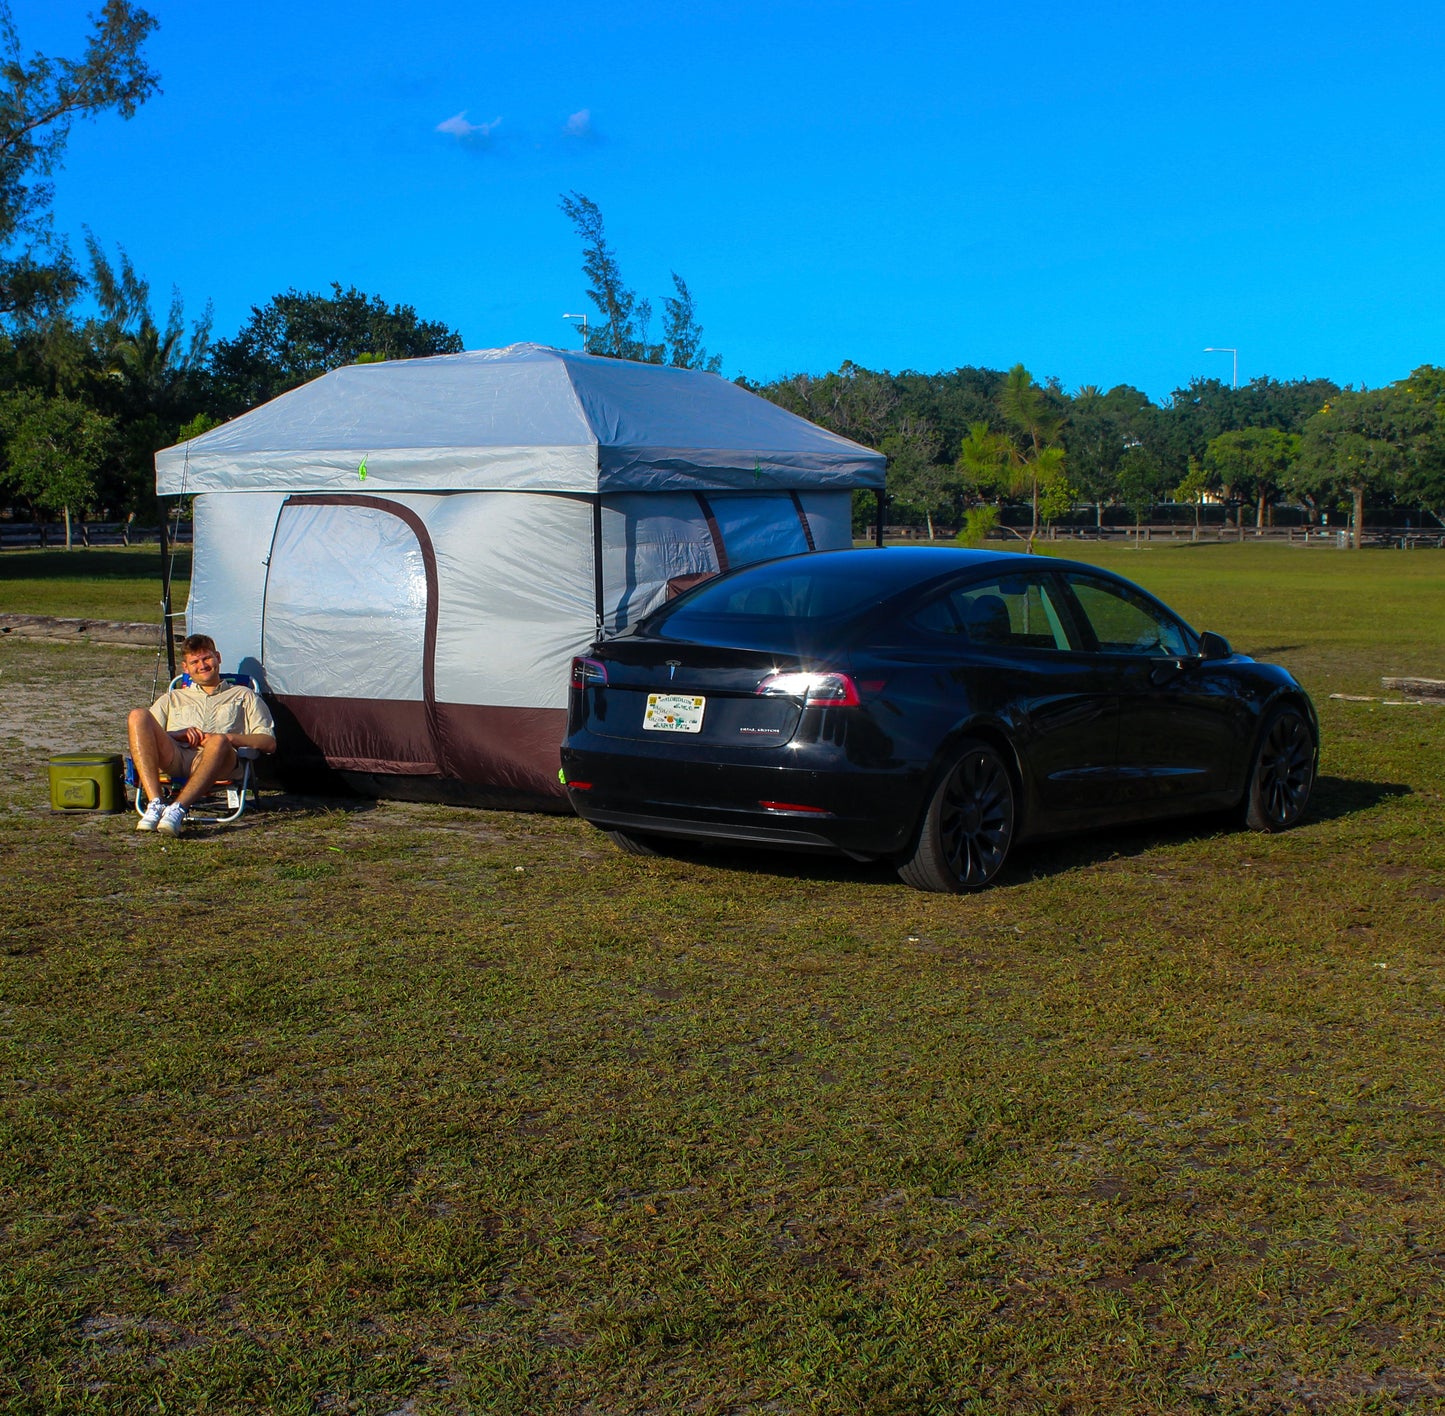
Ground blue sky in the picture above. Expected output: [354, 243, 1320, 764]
[18, 0, 1445, 400]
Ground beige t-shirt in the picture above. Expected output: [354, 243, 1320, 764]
[149, 681, 275, 739]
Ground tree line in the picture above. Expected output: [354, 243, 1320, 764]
[3, 5, 1442, 550]
[749, 363, 1445, 548]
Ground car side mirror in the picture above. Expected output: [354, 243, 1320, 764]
[1198, 630, 1232, 661]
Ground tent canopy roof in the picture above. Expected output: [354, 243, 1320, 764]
[156, 343, 886, 495]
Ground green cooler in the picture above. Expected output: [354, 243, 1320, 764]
[48, 752, 126, 813]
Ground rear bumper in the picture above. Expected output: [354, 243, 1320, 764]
[559, 740, 923, 857]
[573, 802, 857, 853]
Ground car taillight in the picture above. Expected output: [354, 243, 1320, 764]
[571, 656, 608, 688]
[755, 671, 861, 708]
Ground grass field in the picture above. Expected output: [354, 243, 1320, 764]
[2, 544, 1443, 1413]
[0, 547, 190, 624]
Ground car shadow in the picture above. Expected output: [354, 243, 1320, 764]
[661, 840, 902, 888]
[648, 775, 1412, 890]
[1303, 774, 1411, 822]
[213, 791, 381, 831]
[262, 791, 381, 817]
[1016, 777, 1408, 879]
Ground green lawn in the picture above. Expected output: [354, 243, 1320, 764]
[2, 545, 1443, 1413]
[1046, 540, 1445, 693]
[0, 546, 190, 623]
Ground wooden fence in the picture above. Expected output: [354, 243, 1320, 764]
[0, 521, 193, 550]
[885, 524, 1445, 549]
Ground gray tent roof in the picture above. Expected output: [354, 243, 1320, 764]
[156, 343, 886, 495]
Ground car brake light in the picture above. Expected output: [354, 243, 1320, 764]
[756, 671, 861, 708]
[571, 656, 608, 687]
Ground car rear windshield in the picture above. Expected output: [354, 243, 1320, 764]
[642, 555, 934, 639]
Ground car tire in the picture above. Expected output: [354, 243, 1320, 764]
[605, 829, 668, 857]
[1242, 704, 1315, 832]
[898, 740, 1016, 892]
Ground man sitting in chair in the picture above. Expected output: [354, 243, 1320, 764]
[128, 634, 276, 837]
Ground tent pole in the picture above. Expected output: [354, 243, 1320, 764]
[159, 504, 177, 681]
[592, 496, 604, 633]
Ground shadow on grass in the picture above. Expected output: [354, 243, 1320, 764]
[0, 547, 191, 583]
[187, 791, 381, 834]
[260, 791, 380, 818]
[1306, 773, 1412, 822]
[630, 774, 1414, 890]
[218, 769, 1412, 884]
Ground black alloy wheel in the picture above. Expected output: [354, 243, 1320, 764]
[1243, 705, 1316, 832]
[899, 740, 1017, 892]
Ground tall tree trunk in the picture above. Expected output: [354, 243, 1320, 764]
[925, 510, 935, 541]
[63, 505, 73, 550]
[1352, 484, 1365, 550]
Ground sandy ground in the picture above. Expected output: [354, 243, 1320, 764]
[1, 637, 175, 808]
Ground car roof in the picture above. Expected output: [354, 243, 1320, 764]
[805, 546, 1037, 568]
[757, 546, 1089, 578]
[713, 545, 1161, 609]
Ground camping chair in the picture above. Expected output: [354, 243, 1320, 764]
[132, 673, 268, 825]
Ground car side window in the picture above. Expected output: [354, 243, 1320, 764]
[1065, 575, 1195, 656]
[911, 594, 962, 635]
[912, 574, 1073, 651]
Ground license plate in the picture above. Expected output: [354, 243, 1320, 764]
[644, 693, 705, 733]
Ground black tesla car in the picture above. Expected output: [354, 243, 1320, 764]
[560, 547, 1318, 891]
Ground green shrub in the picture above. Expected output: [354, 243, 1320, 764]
[955, 505, 998, 548]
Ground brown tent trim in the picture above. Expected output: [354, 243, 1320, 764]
[695, 490, 819, 572]
[788, 490, 817, 551]
[692, 492, 729, 572]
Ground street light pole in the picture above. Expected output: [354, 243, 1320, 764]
[1204, 347, 1238, 389]
[563, 313, 589, 350]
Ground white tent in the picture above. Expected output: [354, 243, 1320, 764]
[157, 344, 886, 804]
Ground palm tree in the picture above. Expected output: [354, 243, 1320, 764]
[998, 364, 1067, 549]
[957, 420, 1011, 492]
[82, 234, 211, 516]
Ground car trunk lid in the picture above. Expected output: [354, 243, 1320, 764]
[580, 641, 823, 749]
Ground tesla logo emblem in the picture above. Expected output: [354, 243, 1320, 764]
[666, 660, 681, 681]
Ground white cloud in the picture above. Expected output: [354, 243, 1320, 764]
[563, 108, 592, 138]
[436, 111, 502, 141]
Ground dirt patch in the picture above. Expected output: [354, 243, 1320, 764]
[1, 637, 167, 765]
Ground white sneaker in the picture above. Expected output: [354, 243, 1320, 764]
[157, 803, 189, 837]
[136, 797, 167, 832]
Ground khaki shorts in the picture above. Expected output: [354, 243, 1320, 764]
[168, 740, 201, 778]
